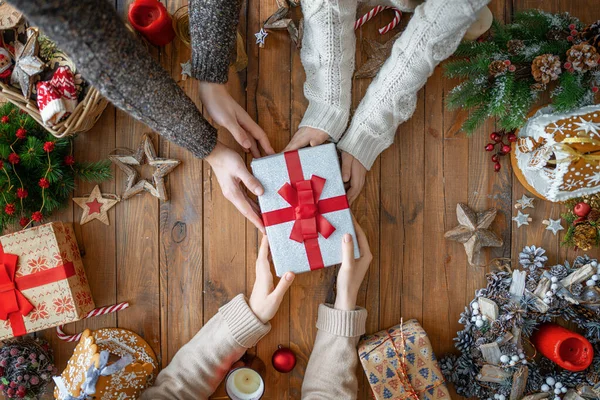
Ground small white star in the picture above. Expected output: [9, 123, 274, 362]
[512, 211, 531, 228]
[515, 194, 535, 210]
[586, 171, 600, 186]
[574, 117, 600, 136]
[255, 28, 268, 47]
[543, 218, 564, 235]
[180, 60, 192, 80]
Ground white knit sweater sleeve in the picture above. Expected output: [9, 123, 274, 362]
[298, 0, 358, 141]
[337, 0, 490, 170]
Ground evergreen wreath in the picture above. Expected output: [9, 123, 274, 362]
[0, 102, 111, 231]
[440, 246, 600, 399]
[445, 10, 600, 134]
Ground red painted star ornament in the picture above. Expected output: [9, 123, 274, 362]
[72, 185, 120, 225]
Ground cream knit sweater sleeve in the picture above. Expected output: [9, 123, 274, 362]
[140, 294, 271, 400]
[301, 304, 368, 399]
[337, 0, 490, 170]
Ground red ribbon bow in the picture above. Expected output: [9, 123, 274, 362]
[0, 243, 76, 337]
[262, 150, 349, 270]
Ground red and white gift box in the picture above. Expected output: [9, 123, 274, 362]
[0, 222, 95, 340]
[251, 144, 359, 276]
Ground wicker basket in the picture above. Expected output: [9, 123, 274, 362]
[0, 80, 108, 138]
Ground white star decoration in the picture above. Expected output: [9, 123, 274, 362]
[543, 218, 564, 235]
[547, 123, 567, 136]
[515, 194, 535, 210]
[180, 60, 192, 80]
[512, 211, 531, 228]
[574, 117, 600, 136]
[255, 28, 268, 46]
[586, 171, 600, 186]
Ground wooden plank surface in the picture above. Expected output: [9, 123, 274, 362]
[21, 1, 600, 400]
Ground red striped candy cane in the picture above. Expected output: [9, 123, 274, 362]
[378, 9, 402, 35]
[354, 6, 402, 35]
[56, 302, 130, 342]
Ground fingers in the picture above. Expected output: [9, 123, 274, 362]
[239, 112, 275, 155]
[270, 272, 295, 302]
[283, 132, 310, 152]
[353, 221, 371, 260]
[227, 121, 254, 152]
[226, 186, 265, 233]
[341, 233, 355, 268]
[238, 166, 264, 196]
[341, 152, 352, 183]
[347, 161, 365, 205]
[255, 236, 272, 281]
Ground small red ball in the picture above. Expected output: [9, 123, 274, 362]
[271, 345, 296, 373]
[63, 155, 75, 166]
[569, 23, 576, 30]
[31, 211, 43, 222]
[16, 188, 28, 199]
[6, 388, 15, 396]
[43, 141, 55, 153]
[503, 59, 511, 66]
[565, 62, 572, 69]
[501, 144, 511, 154]
[507, 133, 517, 142]
[494, 163, 501, 172]
[8, 153, 20, 164]
[593, 86, 599, 93]
[38, 178, 50, 189]
[1, 116, 9, 124]
[19, 217, 29, 227]
[491, 154, 499, 162]
[571, 29, 578, 36]
[485, 143, 495, 152]
[490, 133, 501, 142]
[15, 128, 26, 139]
[567, 35, 574, 42]
[574, 202, 591, 217]
[4, 203, 15, 215]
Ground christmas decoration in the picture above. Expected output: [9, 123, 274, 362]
[445, 10, 600, 134]
[54, 328, 158, 400]
[358, 319, 450, 400]
[0, 336, 57, 400]
[0, 102, 111, 231]
[72, 185, 120, 226]
[10, 28, 45, 99]
[271, 346, 296, 373]
[440, 249, 600, 399]
[484, 129, 516, 172]
[0, 222, 95, 340]
[513, 210, 532, 228]
[463, 6, 493, 41]
[36, 66, 78, 126]
[263, 5, 303, 49]
[0, 2, 23, 30]
[531, 323, 593, 372]
[0, 47, 13, 81]
[510, 104, 600, 202]
[180, 60, 192, 81]
[56, 302, 130, 342]
[127, 0, 175, 47]
[354, 32, 400, 79]
[354, 6, 402, 35]
[225, 367, 265, 400]
[444, 203, 503, 267]
[254, 28, 268, 47]
[515, 194, 535, 210]
[109, 134, 181, 202]
[561, 195, 600, 251]
[542, 218, 564, 235]
[251, 144, 358, 276]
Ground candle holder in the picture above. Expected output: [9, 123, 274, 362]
[531, 323, 594, 372]
[128, 0, 175, 47]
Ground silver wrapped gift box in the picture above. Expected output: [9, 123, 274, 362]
[251, 143, 360, 276]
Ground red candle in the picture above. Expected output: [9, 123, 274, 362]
[531, 323, 594, 372]
[128, 0, 175, 47]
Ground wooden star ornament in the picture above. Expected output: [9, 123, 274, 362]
[109, 134, 181, 202]
[11, 28, 45, 98]
[73, 185, 119, 225]
[444, 203, 504, 266]
[354, 32, 400, 79]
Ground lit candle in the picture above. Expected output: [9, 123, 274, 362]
[225, 367, 265, 400]
[531, 323, 594, 372]
[128, 0, 176, 47]
[463, 6, 493, 41]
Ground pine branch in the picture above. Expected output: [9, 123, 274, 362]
[463, 104, 492, 135]
[491, 19, 512, 46]
[446, 77, 489, 110]
[454, 41, 500, 58]
[73, 160, 112, 182]
[499, 79, 537, 130]
[489, 73, 515, 118]
[552, 72, 587, 112]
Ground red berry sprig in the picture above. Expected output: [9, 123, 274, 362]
[484, 129, 517, 172]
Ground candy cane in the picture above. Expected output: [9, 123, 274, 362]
[56, 302, 130, 342]
[354, 6, 402, 35]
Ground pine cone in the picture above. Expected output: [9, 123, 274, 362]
[525, 277, 539, 292]
[556, 370, 586, 387]
[530, 82, 546, 91]
[579, 21, 600, 51]
[566, 43, 600, 72]
[489, 60, 508, 77]
[531, 54, 562, 84]
[547, 28, 570, 42]
[588, 208, 600, 223]
[507, 39, 525, 55]
[571, 282, 584, 296]
[519, 245, 548, 271]
[454, 330, 474, 353]
[587, 370, 599, 385]
[550, 264, 569, 279]
[573, 223, 597, 251]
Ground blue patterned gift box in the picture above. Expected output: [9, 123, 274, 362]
[358, 319, 449, 400]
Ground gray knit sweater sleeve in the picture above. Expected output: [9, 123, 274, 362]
[8, 0, 218, 159]
[190, 0, 242, 83]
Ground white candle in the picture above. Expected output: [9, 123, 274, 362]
[463, 6, 493, 41]
[225, 367, 265, 400]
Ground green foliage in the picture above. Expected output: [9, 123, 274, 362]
[552, 71, 593, 112]
[0, 102, 111, 231]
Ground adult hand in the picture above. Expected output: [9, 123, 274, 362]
[199, 82, 274, 157]
[283, 127, 329, 151]
[334, 220, 372, 311]
[341, 151, 367, 205]
[205, 141, 265, 233]
[250, 236, 295, 323]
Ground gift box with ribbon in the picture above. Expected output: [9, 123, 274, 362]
[358, 319, 450, 400]
[0, 222, 95, 340]
[251, 143, 359, 276]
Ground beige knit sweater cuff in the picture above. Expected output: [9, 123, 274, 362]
[316, 304, 368, 337]
[219, 294, 271, 348]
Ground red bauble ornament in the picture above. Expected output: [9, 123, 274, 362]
[271, 345, 296, 373]
[491, 154, 499, 162]
[494, 162, 501, 172]
[501, 144, 511, 154]
[574, 202, 591, 217]
[569, 23, 576, 30]
[485, 143, 495, 152]
[490, 132, 501, 142]
[531, 323, 594, 372]
[507, 133, 517, 142]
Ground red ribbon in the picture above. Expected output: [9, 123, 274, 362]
[261, 150, 349, 270]
[0, 243, 76, 337]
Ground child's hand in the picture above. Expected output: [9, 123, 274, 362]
[341, 151, 367, 204]
[199, 82, 274, 157]
[334, 220, 372, 311]
[284, 127, 329, 151]
[250, 236, 295, 323]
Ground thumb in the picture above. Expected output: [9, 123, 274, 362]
[341, 152, 352, 183]
[341, 233, 354, 269]
[271, 272, 295, 302]
[238, 166, 264, 196]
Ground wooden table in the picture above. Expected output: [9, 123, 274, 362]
[40, 0, 600, 399]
